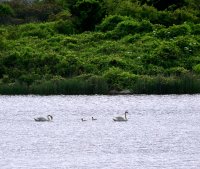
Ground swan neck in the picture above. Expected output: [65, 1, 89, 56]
[125, 113, 127, 119]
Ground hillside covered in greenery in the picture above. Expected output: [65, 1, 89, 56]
[0, 0, 200, 94]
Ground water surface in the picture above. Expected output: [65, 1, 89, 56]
[0, 95, 200, 169]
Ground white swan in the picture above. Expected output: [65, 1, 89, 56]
[34, 115, 53, 122]
[92, 117, 97, 121]
[113, 111, 128, 122]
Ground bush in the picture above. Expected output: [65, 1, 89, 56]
[191, 24, 200, 35]
[107, 20, 140, 39]
[138, 20, 153, 33]
[173, 8, 199, 25]
[86, 75, 108, 94]
[166, 67, 189, 76]
[0, 4, 14, 17]
[96, 15, 131, 32]
[71, 0, 105, 32]
[145, 64, 165, 75]
[174, 36, 200, 56]
[49, 10, 71, 21]
[19, 22, 55, 38]
[0, 38, 6, 50]
[140, 0, 187, 10]
[55, 19, 76, 35]
[193, 64, 200, 74]
[103, 67, 138, 90]
[150, 42, 181, 68]
[155, 24, 191, 39]
[105, 19, 154, 39]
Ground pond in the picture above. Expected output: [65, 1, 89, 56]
[0, 95, 200, 169]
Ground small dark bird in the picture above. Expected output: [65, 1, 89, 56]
[81, 118, 87, 122]
[92, 117, 97, 121]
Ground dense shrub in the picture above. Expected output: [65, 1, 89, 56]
[166, 67, 189, 76]
[96, 15, 130, 32]
[149, 42, 181, 68]
[191, 24, 200, 35]
[107, 20, 140, 39]
[19, 22, 55, 38]
[138, 20, 153, 33]
[55, 19, 76, 35]
[0, 6, 200, 95]
[173, 8, 199, 24]
[193, 64, 200, 74]
[71, 0, 105, 32]
[103, 67, 138, 90]
[0, 37, 6, 50]
[155, 24, 191, 39]
[174, 35, 200, 60]
[140, 0, 187, 10]
[0, 4, 14, 17]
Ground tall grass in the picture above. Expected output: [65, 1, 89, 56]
[0, 77, 108, 95]
[132, 74, 200, 94]
[0, 82, 29, 95]
[1, 75, 200, 95]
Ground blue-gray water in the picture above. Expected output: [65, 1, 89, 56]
[0, 95, 200, 169]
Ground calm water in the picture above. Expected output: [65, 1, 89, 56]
[0, 95, 200, 169]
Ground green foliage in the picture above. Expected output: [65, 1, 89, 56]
[191, 24, 200, 35]
[0, 37, 6, 50]
[138, 20, 153, 33]
[103, 67, 138, 90]
[106, 19, 153, 39]
[145, 64, 165, 75]
[96, 15, 130, 32]
[173, 8, 199, 24]
[140, 0, 187, 10]
[2, 75, 9, 83]
[84, 75, 108, 94]
[193, 64, 200, 74]
[71, 0, 105, 31]
[155, 23, 191, 39]
[50, 10, 71, 21]
[148, 42, 181, 68]
[18, 73, 40, 86]
[0, 75, 108, 95]
[0, 82, 29, 95]
[0, 4, 14, 17]
[55, 19, 76, 34]
[174, 35, 200, 64]
[0, 0, 200, 94]
[132, 74, 200, 94]
[166, 67, 189, 76]
[19, 22, 55, 38]
[111, 20, 140, 39]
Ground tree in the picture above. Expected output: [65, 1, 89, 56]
[71, 0, 106, 32]
[0, 4, 14, 17]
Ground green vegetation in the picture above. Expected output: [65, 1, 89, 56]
[0, 0, 200, 95]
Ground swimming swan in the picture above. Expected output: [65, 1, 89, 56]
[92, 117, 97, 121]
[34, 115, 53, 122]
[81, 118, 87, 122]
[113, 111, 128, 122]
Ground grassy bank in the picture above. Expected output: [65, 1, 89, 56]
[0, 74, 200, 95]
[0, 1, 200, 94]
